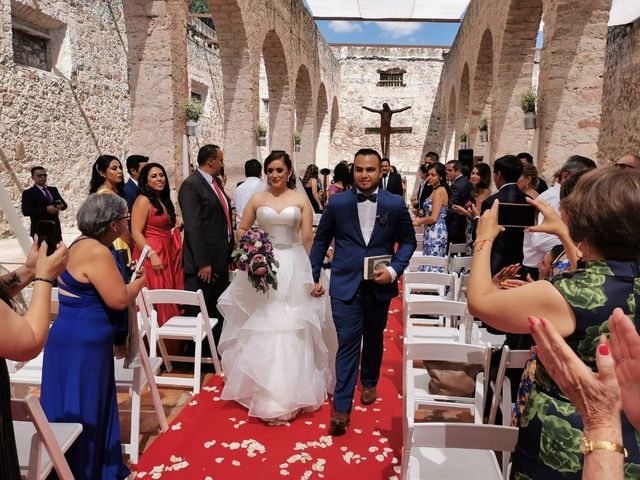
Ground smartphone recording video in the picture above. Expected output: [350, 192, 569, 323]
[36, 220, 60, 256]
[497, 203, 536, 228]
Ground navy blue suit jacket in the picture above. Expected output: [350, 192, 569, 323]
[310, 188, 416, 302]
[123, 178, 139, 213]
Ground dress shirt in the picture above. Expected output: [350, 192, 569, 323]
[523, 182, 562, 267]
[198, 168, 231, 240]
[233, 176, 266, 224]
[356, 188, 397, 281]
[382, 174, 388, 190]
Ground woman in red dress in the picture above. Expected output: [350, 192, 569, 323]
[131, 162, 183, 326]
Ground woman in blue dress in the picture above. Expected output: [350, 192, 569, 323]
[41, 193, 146, 479]
[412, 163, 448, 272]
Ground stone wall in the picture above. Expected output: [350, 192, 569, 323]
[0, 0, 131, 238]
[598, 19, 640, 163]
[329, 45, 447, 186]
[185, 18, 225, 175]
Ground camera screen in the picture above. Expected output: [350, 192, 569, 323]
[497, 203, 536, 228]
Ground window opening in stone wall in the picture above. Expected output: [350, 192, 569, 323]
[12, 21, 51, 71]
[262, 98, 270, 113]
[377, 68, 406, 87]
[191, 91, 203, 103]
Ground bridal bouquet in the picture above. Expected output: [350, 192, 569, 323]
[232, 227, 279, 293]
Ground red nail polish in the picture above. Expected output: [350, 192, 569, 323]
[598, 344, 609, 356]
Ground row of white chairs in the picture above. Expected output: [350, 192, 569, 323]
[400, 259, 526, 479]
[9, 284, 226, 477]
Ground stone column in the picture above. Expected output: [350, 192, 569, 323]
[536, 0, 611, 176]
[123, 0, 189, 183]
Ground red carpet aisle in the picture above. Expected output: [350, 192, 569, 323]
[132, 296, 405, 480]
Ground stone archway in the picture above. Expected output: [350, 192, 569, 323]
[491, 0, 543, 160]
[470, 29, 494, 154]
[261, 30, 291, 151]
[294, 64, 314, 170]
[444, 86, 457, 160]
[315, 83, 329, 168]
[207, 0, 254, 178]
[456, 63, 471, 151]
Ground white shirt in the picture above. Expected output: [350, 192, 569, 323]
[130, 177, 138, 186]
[523, 182, 562, 267]
[233, 176, 266, 224]
[356, 188, 397, 281]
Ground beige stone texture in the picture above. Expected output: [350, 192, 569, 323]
[0, 0, 131, 238]
[598, 18, 640, 164]
[329, 45, 447, 183]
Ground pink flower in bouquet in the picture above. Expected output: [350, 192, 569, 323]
[252, 254, 266, 265]
[231, 227, 279, 294]
[264, 243, 272, 252]
[254, 266, 267, 276]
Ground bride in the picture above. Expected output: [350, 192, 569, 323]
[217, 150, 336, 423]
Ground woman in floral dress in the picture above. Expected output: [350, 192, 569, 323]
[412, 163, 448, 272]
[467, 167, 640, 479]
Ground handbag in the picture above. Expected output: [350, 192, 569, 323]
[424, 360, 483, 397]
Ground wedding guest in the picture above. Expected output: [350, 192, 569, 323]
[517, 152, 548, 194]
[41, 193, 146, 479]
[179, 144, 233, 345]
[89, 155, 135, 274]
[233, 159, 265, 225]
[21, 166, 67, 240]
[413, 163, 448, 272]
[379, 158, 403, 196]
[412, 163, 431, 215]
[327, 162, 350, 203]
[302, 164, 324, 213]
[445, 160, 472, 245]
[528, 308, 640, 480]
[123, 155, 148, 214]
[131, 163, 183, 326]
[468, 167, 640, 479]
[0, 240, 67, 480]
[451, 162, 491, 254]
[517, 164, 540, 199]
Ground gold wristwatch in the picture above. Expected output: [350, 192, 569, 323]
[580, 437, 627, 457]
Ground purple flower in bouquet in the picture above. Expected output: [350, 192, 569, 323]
[231, 227, 280, 294]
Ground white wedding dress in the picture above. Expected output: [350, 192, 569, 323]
[217, 205, 337, 421]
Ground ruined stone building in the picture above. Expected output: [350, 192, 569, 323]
[0, 0, 638, 237]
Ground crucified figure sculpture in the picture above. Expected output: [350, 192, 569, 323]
[362, 103, 411, 158]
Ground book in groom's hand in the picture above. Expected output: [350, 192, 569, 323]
[363, 254, 393, 280]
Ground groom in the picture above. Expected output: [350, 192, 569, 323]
[310, 148, 416, 436]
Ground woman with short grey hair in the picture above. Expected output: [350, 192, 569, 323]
[40, 193, 146, 479]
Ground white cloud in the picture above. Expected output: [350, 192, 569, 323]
[328, 21, 363, 34]
[376, 22, 422, 39]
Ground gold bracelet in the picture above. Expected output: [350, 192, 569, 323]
[580, 437, 627, 457]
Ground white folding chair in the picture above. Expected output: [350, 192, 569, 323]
[404, 297, 467, 329]
[403, 339, 491, 422]
[403, 270, 457, 302]
[9, 308, 168, 464]
[449, 255, 473, 274]
[11, 394, 82, 480]
[488, 347, 531, 425]
[408, 252, 449, 272]
[143, 288, 223, 394]
[447, 243, 467, 257]
[415, 233, 424, 251]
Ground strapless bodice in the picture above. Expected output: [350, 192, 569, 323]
[256, 206, 302, 247]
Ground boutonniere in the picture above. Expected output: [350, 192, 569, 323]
[376, 212, 389, 227]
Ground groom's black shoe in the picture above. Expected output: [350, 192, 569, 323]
[360, 386, 377, 405]
[329, 412, 350, 436]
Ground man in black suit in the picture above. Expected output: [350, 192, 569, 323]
[412, 163, 431, 215]
[379, 158, 403, 197]
[445, 160, 472, 245]
[178, 144, 233, 343]
[480, 155, 527, 275]
[123, 155, 148, 213]
[21, 166, 67, 239]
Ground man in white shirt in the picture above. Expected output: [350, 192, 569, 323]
[522, 155, 597, 279]
[233, 159, 266, 225]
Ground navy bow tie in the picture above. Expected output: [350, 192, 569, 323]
[357, 193, 377, 203]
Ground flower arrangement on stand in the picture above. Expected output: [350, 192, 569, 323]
[231, 227, 279, 293]
[478, 115, 489, 143]
[520, 88, 537, 130]
[256, 123, 267, 146]
[184, 98, 204, 136]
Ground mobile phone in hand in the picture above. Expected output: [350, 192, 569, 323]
[36, 220, 59, 256]
[497, 203, 536, 228]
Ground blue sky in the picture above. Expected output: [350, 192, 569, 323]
[316, 20, 462, 47]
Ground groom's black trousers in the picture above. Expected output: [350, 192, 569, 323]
[331, 281, 391, 413]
